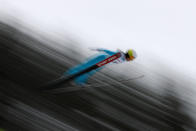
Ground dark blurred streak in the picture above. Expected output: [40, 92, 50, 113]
[0, 19, 195, 131]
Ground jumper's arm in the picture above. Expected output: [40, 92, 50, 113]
[90, 48, 116, 55]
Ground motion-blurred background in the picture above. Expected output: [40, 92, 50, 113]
[1, 0, 196, 131]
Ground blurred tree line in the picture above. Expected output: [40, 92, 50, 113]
[0, 20, 195, 131]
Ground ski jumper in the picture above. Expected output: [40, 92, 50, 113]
[64, 49, 126, 85]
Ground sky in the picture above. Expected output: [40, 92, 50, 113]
[1, 0, 196, 78]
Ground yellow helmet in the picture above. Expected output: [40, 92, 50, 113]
[126, 49, 137, 61]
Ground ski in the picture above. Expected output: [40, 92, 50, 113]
[40, 52, 121, 90]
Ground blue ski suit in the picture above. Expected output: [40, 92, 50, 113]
[64, 49, 126, 85]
